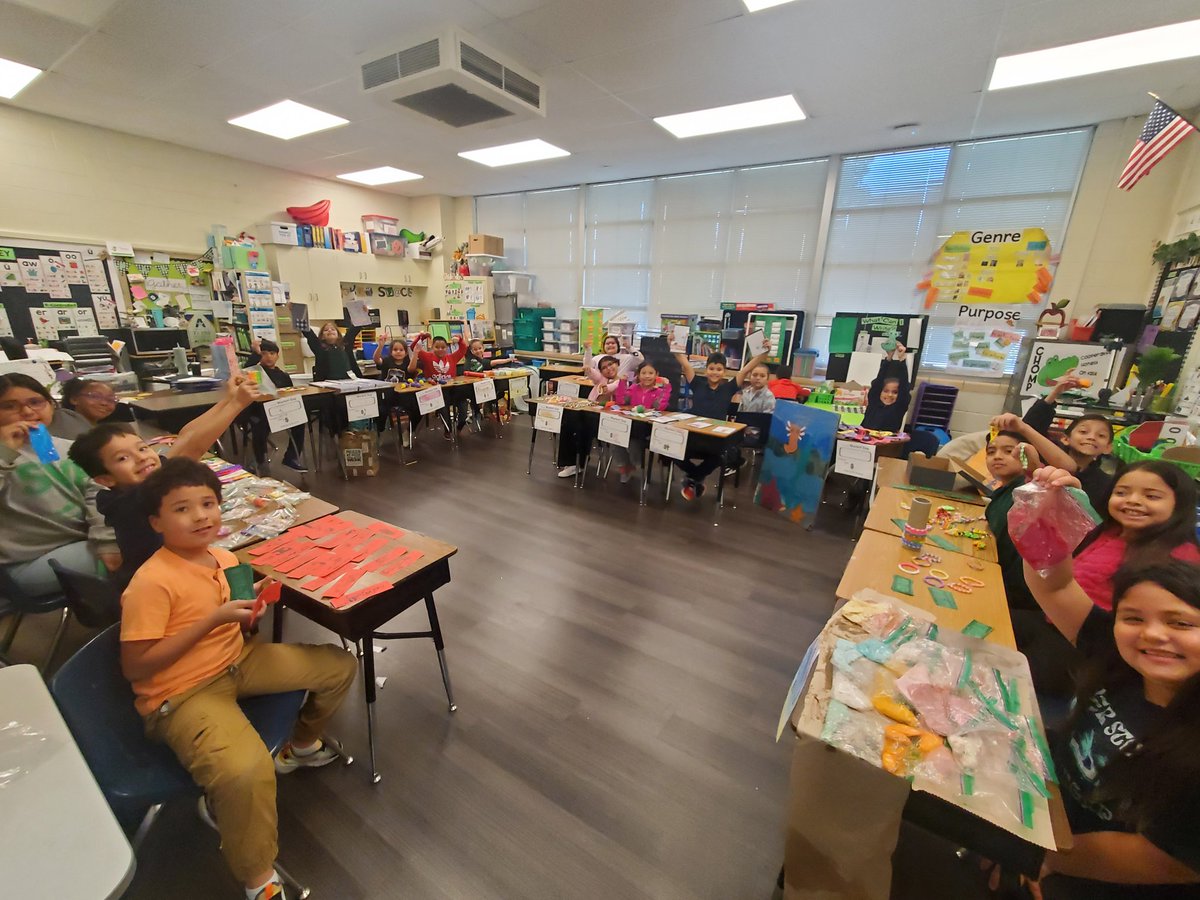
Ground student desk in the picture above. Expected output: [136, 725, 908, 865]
[240, 510, 458, 784]
[523, 397, 746, 509]
[836, 528, 1014, 648]
[0, 664, 136, 899]
[535, 362, 585, 394]
[392, 372, 527, 447]
[863, 484, 997, 563]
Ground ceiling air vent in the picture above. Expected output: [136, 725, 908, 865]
[359, 27, 545, 127]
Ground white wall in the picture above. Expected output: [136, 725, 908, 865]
[0, 104, 424, 255]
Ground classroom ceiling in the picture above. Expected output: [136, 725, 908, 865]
[3, 0, 1200, 199]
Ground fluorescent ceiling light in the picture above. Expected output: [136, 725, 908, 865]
[0, 57, 42, 100]
[742, 0, 800, 11]
[228, 100, 349, 140]
[337, 166, 423, 185]
[989, 18, 1200, 90]
[458, 139, 570, 167]
[654, 94, 806, 139]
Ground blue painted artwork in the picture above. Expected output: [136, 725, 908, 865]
[754, 401, 840, 524]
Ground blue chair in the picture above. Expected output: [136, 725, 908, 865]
[0, 565, 71, 672]
[49, 559, 121, 629]
[50, 625, 313, 896]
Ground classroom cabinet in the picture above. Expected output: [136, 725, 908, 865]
[263, 246, 429, 320]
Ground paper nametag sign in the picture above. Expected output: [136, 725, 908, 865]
[746, 329, 769, 357]
[345, 298, 371, 327]
[473, 377, 497, 403]
[598, 413, 632, 448]
[649, 423, 687, 460]
[533, 403, 564, 433]
[263, 395, 307, 431]
[416, 385, 446, 415]
[345, 390, 379, 420]
[555, 379, 580, 399]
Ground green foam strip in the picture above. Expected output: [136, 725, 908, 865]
[891, 575, 914, 596]
[929, 586, 957, 609]
[962, 619, 993, 639]
[927, 534, 959, 552]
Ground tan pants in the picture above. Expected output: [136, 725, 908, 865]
[146, 641, 358, 883]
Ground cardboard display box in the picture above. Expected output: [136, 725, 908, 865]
[468, 233, 504, 256]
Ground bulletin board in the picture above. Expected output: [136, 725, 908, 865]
[0, 239, 121, 344]
[826, 312, 928, 383]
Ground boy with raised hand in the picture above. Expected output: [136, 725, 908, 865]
[242, 337, 307, 474]
[672, 342, 771, 501]
[122, 458, 356, 900]
[68, 374, 259, 586]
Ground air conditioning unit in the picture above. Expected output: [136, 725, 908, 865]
[359, 28, 545, 127]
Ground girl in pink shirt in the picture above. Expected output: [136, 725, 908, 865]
[1070, 460, 1200, 610]
[610, 361, 672, 483]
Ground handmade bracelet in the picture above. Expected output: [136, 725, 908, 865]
[897, 562, 921, 575]
[966, 559, 986, 571]
[948, 581, 973, 594]
[924, 575, 945, 588]
[960, 576, 985, 588]
[929, 568, 950, 580]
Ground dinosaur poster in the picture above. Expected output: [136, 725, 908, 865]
[1018, 340, 1117, 400]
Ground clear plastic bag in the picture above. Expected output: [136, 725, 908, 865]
[0, 721, 50, 789]
[1007, 482, 1101, 572]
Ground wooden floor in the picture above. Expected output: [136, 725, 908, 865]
[11, 414, 861, 900]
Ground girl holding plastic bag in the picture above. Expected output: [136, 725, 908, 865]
[1016, 466, 1200, 898]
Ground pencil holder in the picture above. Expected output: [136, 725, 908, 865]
[901, 497, 932, 550]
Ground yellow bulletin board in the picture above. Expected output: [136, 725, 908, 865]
[920, 228, 1054, 308]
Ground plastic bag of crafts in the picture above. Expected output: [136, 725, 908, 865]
[1007, 481, 1101, 573]
[820, 700, 886, 766]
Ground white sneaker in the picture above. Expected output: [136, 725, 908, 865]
[557, 465, 578, 478]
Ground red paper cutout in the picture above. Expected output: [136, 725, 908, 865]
[301, 562, 357, 593]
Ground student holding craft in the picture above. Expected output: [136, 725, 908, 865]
[0, 373, 116, 594]
[240, 338, 306, 474]
[611, 360, 672, 483]
[121, 458, 356, 900]
[860, 342, 911, 433]
[671, 342, 771, 501]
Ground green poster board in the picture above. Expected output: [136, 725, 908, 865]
[580, 307, 606, 351]
[747, 313, 794, 365]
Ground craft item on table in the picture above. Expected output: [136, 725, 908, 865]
[928, 586, 958, 608]
[926, 533, 962, 552]
[223, 564, 257, 600]
[947, 582, 974, 594]
[891, 575, 915, 596]
[1007, 481, 1101, 574]
[960, 577, 985, 588]
[924, 575, 945, 588]
[897, 562, 921, 575]
[247, 580, 282, 628]
[966, 559, 985, 571]
[900, 496, 932, 550]
[961, 620, 994, 639]
[28, 423, 60, 464]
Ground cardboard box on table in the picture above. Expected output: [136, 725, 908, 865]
[781, 593, 1060, 900]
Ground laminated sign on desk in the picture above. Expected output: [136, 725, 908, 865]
[264, 396, 307, 432]
[598, 413, 632, 448]
[346, 390, 380, 421]
[649, 423, 687, 460]
[473, 378, 497, 403]
[415, 386, 445, 415]
[555, 379, 581, 399]
[534, 403, 564, 434]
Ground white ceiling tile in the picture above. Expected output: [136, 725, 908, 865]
[6, 0, 122, 29]
[0, 1, 90, 69]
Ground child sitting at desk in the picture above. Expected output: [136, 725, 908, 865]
[372, 338, 417, 435]
[68, 374, 258, 587]
[241, 339, 306, 474]
[1014, 480, 1200, 898]
[61, 378, 121, 430]
[671, 346, 771, 501]
[992, 407, 1114, 515]
[554, 358, 622, 479]
[464, 339, 516, 373]
[611, 361, 672, 483]
[768, 360, 806, 401]
[0, 372, 93, 442]
[0, 374, 116, 594]
[860, 342, 911, 433]
[737, 362, 776, 414]
[305, 317, 362, 381]
[584, 336, 641, 381]
[121, 458, 357, 900]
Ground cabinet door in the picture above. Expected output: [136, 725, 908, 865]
[306, 250, 344, 319]
[264, 246, 313, 304]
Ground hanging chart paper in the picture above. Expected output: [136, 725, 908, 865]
[83, 259, 109, 292]
[60, 251, 87, 283]
[264, 396, 308, 432]
[649, 423, 687, 460]
[473, 378, 497, 403]
[598, 413, 632, 448]
[346, 390, 380, 421]
[0, 307, 12, 338]
[534, 402, 564, 433]
[19, 258, 46, 292]
[0, 261, 21, 287]
[416, 386, 446, 415]
[92, 294, 120, 328]
[30, 309, 57, 341]
[73, 308, 99, 337]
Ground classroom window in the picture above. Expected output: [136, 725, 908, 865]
[475, 186, 581, 311]
[583, 179, 654, 326]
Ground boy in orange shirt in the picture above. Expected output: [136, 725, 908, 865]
[121, 458, 357, 900]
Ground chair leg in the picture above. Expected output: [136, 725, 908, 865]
[274, 861, 311, 900]
[41, 607, 70, 673]
[131, 802, 164, 853]
[0, 612, 23, 654]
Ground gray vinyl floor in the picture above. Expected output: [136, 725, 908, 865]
[13, 414, 874, 899]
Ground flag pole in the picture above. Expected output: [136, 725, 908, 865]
[1147, 92, 1200, 132]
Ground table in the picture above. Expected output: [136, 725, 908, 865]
[523, 396, 745, 509]
[535, 362, 584, 393]
[0, 664, 136, 899]
[240, 510, 458, 784]
[836, 528, 1014, 649]
[863, 484, 997, 563]
[393, 370, 531, 448]
[221, 496, 340, 550]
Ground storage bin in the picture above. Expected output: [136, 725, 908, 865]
[362, 214, 399, 235]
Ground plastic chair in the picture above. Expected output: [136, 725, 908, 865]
[49, 559, 122, 629]
[50, 626, 313, 896]
[0, 565, 71, 672]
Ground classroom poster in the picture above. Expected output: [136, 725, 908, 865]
[754, 402, 839, 525]
[30, 308, 57, 341]
[945, 317, 1021, 377]
[579, 307, 606, 350]
[18, 258, 45, 292]
[73, 308, 99, 337]
[83, 259, 110, 292]
[93, 293, 120, 328]
[0, 307, 12, 338]
[60, 250, 87, 283]
[1019, 340, 1115, 400]
[40, 255, 73, 298]
[921, 228, 1054, 307]
[0, 261, 20, 287]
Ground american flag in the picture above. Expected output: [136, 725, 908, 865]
[1118, 100, 1196, 191]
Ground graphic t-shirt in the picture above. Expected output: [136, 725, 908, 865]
[1056, 607, 1200, 892]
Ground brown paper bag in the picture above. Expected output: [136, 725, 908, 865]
[339, 429, 380, 477]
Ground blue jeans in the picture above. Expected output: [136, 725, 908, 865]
[3, 541, 96, 597]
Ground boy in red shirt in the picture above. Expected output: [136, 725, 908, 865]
[409, 333, 467, 381]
